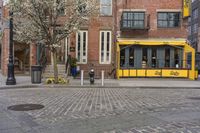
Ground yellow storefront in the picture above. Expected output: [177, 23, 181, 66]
[116, 38, 197, 80]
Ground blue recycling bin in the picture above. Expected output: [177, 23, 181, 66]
[71, 67, 77, 77]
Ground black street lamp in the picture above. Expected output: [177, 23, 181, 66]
[6, 11, 16, 85]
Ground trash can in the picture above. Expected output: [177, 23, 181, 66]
[31, 65, 42, 84]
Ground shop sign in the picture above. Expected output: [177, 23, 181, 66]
[134, 41, 140, 44]
[154, 71, 161, 76]
[70, 47, 75, 52]
[183, 0, 191, 18]
[170, 71, 180, 76]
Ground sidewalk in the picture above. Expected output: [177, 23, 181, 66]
[1, 72, 200, 89]
[68, 78, 200, 89]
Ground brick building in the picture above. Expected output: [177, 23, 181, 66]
[1, 0, 197, 80]
[115, 0, 196, 80]
[188, 0, 200, 70]
[0, 0, 3, 69]
[1, 2, 31, 76]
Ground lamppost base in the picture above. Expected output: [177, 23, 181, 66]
[6, 78, 16, 85]
[6, 63, 16, 85]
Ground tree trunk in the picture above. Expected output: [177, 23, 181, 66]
[52, 51, 59, 84]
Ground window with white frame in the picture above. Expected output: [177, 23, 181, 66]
[76, 30, 88, 64]
[100, 0, 112, 16]
[100, 31, 112, 64]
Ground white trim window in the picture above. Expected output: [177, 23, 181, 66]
[76, 30, 88, 64]
[100, 31, 112, 64]
[100, 0, 112, 16]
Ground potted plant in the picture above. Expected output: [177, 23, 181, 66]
[70, 57, 78, 77]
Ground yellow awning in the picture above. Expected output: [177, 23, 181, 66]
[116, 38, 196, 80]
[117, 38, 188, 46]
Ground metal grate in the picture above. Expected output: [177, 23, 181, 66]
[7, 104, 44, 111]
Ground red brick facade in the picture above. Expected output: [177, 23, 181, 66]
[1, 28, 9, 75]
[116, 0, 188, 38]
[68, 0, 188, 78]
[1, 0, 189, 78]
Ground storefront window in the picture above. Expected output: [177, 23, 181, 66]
[142, 48, 147, 68]
[165, 48, 170, 67]
[120, 48, 125, 67]
[174, 48, 179, 68]
[129, 47, 134, 67]
[152, 48, 157, 68]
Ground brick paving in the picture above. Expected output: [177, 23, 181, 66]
[105, 121, 200, 133]
[1, 88, 200, 122]
[0, 87, 200, 132]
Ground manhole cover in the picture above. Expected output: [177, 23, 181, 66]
[7, 104, 44, 111]
[188, 97, 200, 100]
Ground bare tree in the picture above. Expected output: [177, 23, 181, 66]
[8, 0, 98, 83]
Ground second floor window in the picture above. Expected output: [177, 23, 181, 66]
[157, 12, 180, 28]
[100, 0, 112, 16]
[56, 0, 65, 15]
[122, 12, 145, 29]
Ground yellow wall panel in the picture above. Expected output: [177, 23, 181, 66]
[137, 70, 146, 77]
[118, 70, 123, 77]
[123, 70, 129, 77]
[129, 70, 137, 77]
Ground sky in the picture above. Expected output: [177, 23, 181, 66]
[3, 0, 8, 5]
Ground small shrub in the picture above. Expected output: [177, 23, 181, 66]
[46, 77, 67, 84]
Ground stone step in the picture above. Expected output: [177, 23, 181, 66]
[45, 65, 66, 69]
[43, 65, 66, 78]
[42, 73, 66, 78]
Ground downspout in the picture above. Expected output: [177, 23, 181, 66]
[113, 0, 118, 79]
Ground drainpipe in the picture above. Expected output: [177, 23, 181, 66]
[113, 0, 118, 79]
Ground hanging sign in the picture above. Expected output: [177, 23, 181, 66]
[70, 47, 75, 52]
[183, 0, 191, 18]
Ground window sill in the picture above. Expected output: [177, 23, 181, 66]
[157, 27, 181, 29]
[99, 15, 113, 17]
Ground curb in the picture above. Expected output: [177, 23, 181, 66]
[0, 85, 42, 90]
[43, 85, 200, 89]
[1, 84, 200, 90]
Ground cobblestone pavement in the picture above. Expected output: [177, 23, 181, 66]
[1, 87, 200, 132]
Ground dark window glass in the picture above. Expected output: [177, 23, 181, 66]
[122, 12, 145, 29]
[106, 32, 110, 62]
[83, 32, 86, 56]
[165, 48, 170, 67]
[129, 47, 134, 67]
[152, 48, 157, 68]
[175, 48, 179, 68]
[120, 47, 125, 67]
[142, 48, 148, 68]
[158, 12, 180, 28]
[78, 34, 81, 61]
